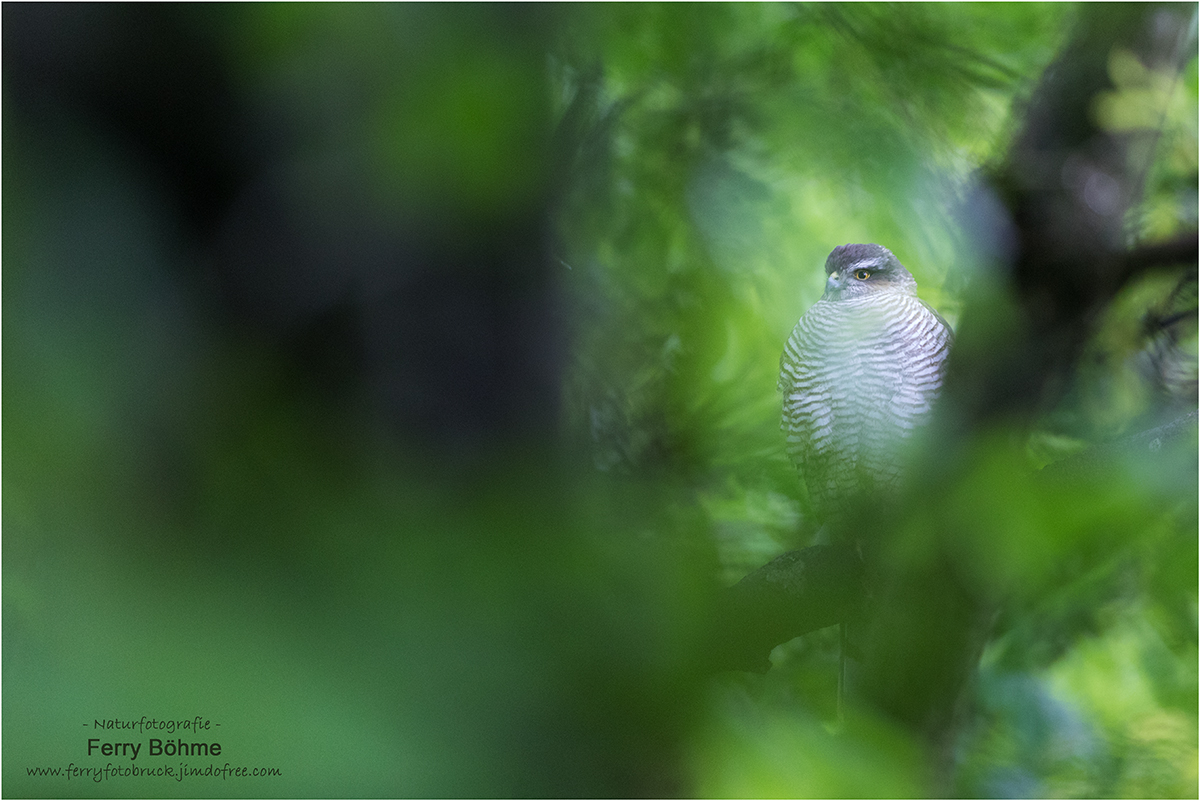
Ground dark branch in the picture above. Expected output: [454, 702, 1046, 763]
[707, 544, 863, 673]
[1120, 231, 1199, 286]
[1041, 409, 1199, 484]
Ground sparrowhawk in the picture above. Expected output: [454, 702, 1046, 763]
[779, 244, 953, 526]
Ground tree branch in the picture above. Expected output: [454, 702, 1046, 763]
[1120, 231, 1199, 286]
[707, 543, 863, 673]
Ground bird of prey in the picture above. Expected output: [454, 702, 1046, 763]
[779, 243, 953, 526]
[778, 242, 953, 713]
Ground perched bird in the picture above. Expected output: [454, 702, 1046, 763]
[779, 243, 953, 527]
[779, 243, 952, 715]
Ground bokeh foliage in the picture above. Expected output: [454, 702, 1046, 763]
[3, 3, 1196, 798]
[555, 2, 1196, 797]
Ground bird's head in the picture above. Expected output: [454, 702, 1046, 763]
[821, 243, 917, 301]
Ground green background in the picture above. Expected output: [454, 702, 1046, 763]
[4, 4, 1196, 797]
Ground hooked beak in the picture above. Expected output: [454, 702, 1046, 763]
[824, 271, 844, 295]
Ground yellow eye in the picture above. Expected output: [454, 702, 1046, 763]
[854, 269, 871, 280]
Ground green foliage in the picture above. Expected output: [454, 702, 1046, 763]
[3, 3, 1196, 798]
[553, 3, 1197, 797]
[556, 4, 1078, 512]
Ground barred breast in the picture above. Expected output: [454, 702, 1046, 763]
[779, 293, 951, 522]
